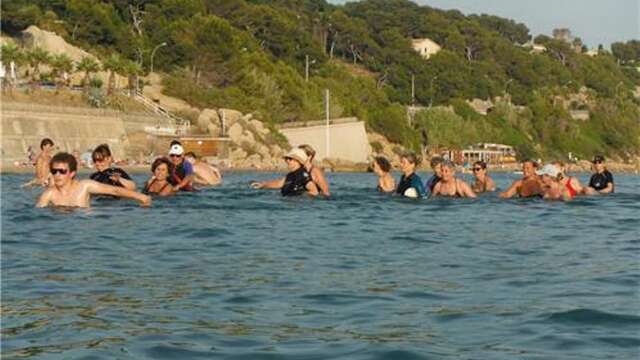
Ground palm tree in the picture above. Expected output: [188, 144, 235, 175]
[0, 43, 24, 92]
[121, 60, 142, 96]
[76, 56, 100, 93]
[102, 53, 123, 95]
[49, 53, 74, 90]
[26, 47, 51, 87]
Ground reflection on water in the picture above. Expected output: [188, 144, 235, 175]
[2, 172, 640, 359]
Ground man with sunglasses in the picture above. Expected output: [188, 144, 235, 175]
[36, 152, 151, 208]
[471, 161, 496, 193]
[168, 143, 195, 191]
[587, 155, 614, 194]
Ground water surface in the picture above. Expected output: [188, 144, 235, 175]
[2, 172, 639, 359]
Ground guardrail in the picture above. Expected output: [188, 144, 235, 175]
[124, 89, 191, 135]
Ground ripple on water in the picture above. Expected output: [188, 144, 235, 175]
[544, 308, 640, 327]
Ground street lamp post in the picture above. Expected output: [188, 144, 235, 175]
[305, 55, 316, 82]
[150, 42, 167, 74]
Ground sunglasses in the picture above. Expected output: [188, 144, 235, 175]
[50, 168, 69, 175]
[472, 167, 483, 172]
[284, 157, 295, 161]
[593, 160, 603, 164]
[169, 154, 182, 158]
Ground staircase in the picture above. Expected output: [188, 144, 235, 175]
[125, 89, 191, 136]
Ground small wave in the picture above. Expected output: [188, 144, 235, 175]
[545, 308, 640, 326]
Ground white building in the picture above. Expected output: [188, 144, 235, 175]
[411, 38, 441, 59]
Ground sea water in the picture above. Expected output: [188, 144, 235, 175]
[2, 172, 639, 359]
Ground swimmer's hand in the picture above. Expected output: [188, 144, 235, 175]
[109, 173, 121, 184]
[139, 194, 152, 207]
[250, 181, 263, 189]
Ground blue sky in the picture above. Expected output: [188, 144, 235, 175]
[329, 0, 639, 49]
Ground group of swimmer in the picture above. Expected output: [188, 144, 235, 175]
[30, 138, 221, 207]
[27, 136, 614, 208]
[370, 152, 614, 200]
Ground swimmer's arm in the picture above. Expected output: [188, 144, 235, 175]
[117, 176, 136, 191]
[312, 168, 330, 196]
[174, 174, 194, 191]
[85, 180, 151, 206]
[499, 180, 520, 198]
[252, 177, 285, 189]
[306, 181, 319, 197]
[431, 182, 442, 197]
[35, 189, 53, 208]
[599, 181, 614, 194]
[460, 181, 477, 198]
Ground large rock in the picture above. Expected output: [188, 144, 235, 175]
[220, 109, 244, 128]
[229, 148, 247, 161]
[197, 108, 220, 131]
[239, 130, 255, 145]
[227, 123, 244, 144]
[249, 119, 269, 137]
[207, 123, 221, 137]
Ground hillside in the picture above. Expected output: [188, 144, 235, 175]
[2, 0, 639, 161]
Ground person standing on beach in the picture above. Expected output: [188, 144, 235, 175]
[36, 152, 151, 208]
[89, 144, 136, 190]
[586, 155, 614, 194]
[298, 144, 330, 196]
[23, 138, 55, 187]
[499, 159, 544, 198]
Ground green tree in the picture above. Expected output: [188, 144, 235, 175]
[121, 60, 142, 94]
[49, 53, 74, 89]
[26, 47, 51, 87]
[102, 53, 123, 95]
[76, 56, 100, 93]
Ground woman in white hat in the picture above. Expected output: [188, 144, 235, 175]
[538, 164, 572, 201]
[250, 148, 319, 197]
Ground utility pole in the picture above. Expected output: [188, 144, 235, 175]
[325, 89, 330, 159]
[305, 55, 309, 82]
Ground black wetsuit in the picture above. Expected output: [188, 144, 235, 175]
[589, 170, 614, 192]
[281, 167, 311, 196]
[396, 173, 426, 197]
[90, 167, 132, 187]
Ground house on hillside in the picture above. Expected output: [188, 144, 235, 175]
[521, 40, 547, 54]
[412, 38, 441, 60]
[584, 49, 599, 57]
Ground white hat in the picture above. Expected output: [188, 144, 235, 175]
[537, 164, 560, 178]
[283, 148, 308, 164]
[169, 144, 184, 156]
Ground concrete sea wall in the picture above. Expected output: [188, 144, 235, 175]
[1, 102, 161, 163]
[279, 120, 370, 163]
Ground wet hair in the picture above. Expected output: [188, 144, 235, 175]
[473, 160, 487, 170]
[50, 152, 77, 173]
[522, 159, 539, 168]
[298, 144, 316, 161]
[92, 144, 112, 162]
[184, 151, 197, 159]
[373, 156, 391, 173]
[151, 157, 172, 173]
[170, 140, 182, 147]
[430, 156, 444, 169]
[40, 138, 54, 150]
[401, 152, 419, 165]
[442, 160, 455, 169]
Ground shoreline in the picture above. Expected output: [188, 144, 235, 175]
[3, 162, 639, 175]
